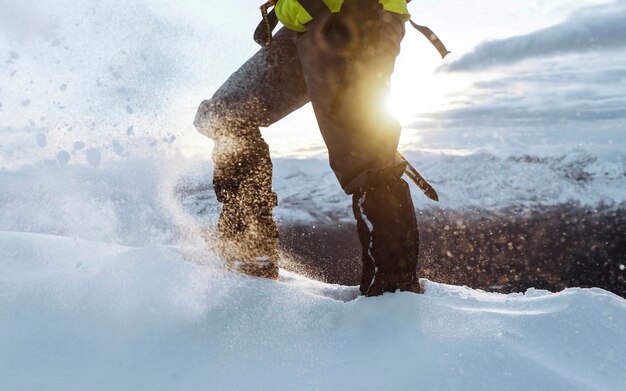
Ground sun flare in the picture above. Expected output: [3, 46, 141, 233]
[387, 71, 471, 126]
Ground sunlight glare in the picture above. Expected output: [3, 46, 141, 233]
[387, 71, 472, 126]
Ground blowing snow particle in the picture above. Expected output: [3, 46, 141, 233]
[112, 140, 124, 155]
[85, 148, 101, 168]
[57, 150, 71, 165]
[36, 133, 47, 148]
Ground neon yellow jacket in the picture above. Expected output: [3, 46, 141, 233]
[275, 0, 409, 32]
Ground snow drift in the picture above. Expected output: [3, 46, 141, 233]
[1, 231, 625, 390]
[0, 158, 625, 390]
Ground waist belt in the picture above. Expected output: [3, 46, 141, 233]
[254, 0, 450, 59]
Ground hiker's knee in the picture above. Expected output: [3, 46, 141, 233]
[194, 98, 230, 139]
[194, 95, 268, 139]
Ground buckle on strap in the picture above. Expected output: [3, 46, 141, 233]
[255, 1, 279, 47]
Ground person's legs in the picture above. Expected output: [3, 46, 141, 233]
[194, 28, 309, 278]
[296, 0, 421, 294]
[352, 166, 421, 296]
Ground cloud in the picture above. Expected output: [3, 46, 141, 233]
[444, 0, 626, 71]
[407, 49, 626, 155]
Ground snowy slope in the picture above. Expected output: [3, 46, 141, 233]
[180, 150, 626, 225]
[2, 2, 626, 389]
[1, 231, 625, 391]
[0, 158, 624, 391]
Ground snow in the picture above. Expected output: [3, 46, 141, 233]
[1, 231, 625, 390]
[0, 159, 625, 390]
[2, 1, 626, 388]
[208, 150, 626, 224]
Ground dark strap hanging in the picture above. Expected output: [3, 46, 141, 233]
[254, 0, 328, 47]
[295, 0, 329, 19]
[409, 19, 450, 59]
[396, 152, 439, 202]
[254, 1, 279, 47]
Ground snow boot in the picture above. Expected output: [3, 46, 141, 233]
[352, 164, 421, 296]
[217, 201, 280, 279]
[211, 128, 280, 280]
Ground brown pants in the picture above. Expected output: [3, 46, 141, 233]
[195, 1, 406, 191]
[194, 0, 420, 293]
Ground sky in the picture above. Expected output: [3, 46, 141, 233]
[0, 0, 624, 164]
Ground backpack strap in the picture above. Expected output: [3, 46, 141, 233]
[297, 0, 330, 19]
[254, 0, 329, 47]
[254, 1, 279, 47]
[409, 20, 450, 59]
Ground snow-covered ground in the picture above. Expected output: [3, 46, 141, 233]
[2, 230, 625, 391]
[2, 1, 626, 389]
[181, 149, 626, 225]
[0, 158, 625, 390]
